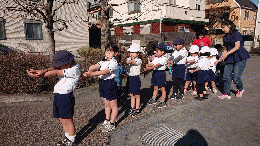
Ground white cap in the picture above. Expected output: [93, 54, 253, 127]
[200, 46, 210, 53]
[210, 48, 218, 56]
[127, 43, 141, 52]
[189, 45, 199, 53]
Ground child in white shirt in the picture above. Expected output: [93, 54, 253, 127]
[126, 43, 142, 117]
[145, 43, 168, 108]
[184, 45, 199, 95]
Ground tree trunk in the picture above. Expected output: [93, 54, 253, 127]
[46, 28, 55, 55]
[101, 0, 110, 51]
[46, 0, 55, 56]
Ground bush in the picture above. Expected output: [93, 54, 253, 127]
[0, 53, 56, 94]
[249, 47, 260, 55]
[76, 47, 104, 88]
[0, 45, 146, 94]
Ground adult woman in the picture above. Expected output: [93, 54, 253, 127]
[216, 20, 250, 99]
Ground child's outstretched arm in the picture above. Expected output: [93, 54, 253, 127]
[189, 68, 200, 73]
[83, 68, 110, 77]
[27, 68, 63, 78]
[144, 63, 160, 71]
[88, 64, 100, 72]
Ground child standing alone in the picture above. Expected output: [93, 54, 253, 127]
[126, 43, 142, 117]
[27, 50, 81, 146]
[184, 45, 200, 95]
[145, 43, 168, 108]
[83, 45, 119, 132]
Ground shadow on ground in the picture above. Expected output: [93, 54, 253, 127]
[175, 129, 208, 146]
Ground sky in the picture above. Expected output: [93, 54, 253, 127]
[251, 0, 259, 6]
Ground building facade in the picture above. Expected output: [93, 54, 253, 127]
[0, 0, 90, 54]
[206, 0, 257, 45]
[109, 0, 209, 37]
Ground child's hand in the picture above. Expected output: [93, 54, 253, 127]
[27, 69, 41, 78]
[189, 70, 194, 73]
[167, 60, 173, 65]
[144, 67, 150, 71]
[214, 60, 220, 65]
[83, 71, 93, 77]
[126, 60, 132, 64]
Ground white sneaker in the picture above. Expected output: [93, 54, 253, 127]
[212, 88, 218, 94]
[102, 122, 115, 132]
[192, 90, 197, 96]
[217, 94, 231, 99]
[100, 119, 110, 129]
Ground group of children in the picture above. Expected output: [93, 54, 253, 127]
[26, 35, 221, 146]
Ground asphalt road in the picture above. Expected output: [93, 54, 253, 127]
[0, 56, 259, 146]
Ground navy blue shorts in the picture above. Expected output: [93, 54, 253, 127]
[172, 64, 186, 78]
[99, 79, 117, 100]
[53, 93, 75, 119]
[196, 70, 209, 84]
[208, 69, 215, 81]
[186, 68, 197, 81]
[127, 76, 141, 95]
[151, 70, 166, 87]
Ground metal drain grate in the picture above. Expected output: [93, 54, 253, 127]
[140, 125, 184, 146]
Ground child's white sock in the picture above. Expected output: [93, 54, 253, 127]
[68, 135, 76, 142]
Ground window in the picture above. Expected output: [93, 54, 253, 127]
[24, 19, 43, 40]
[245, 11, 249, 20]
[109, 7, 113, 18]
[195, 4, 200, 10]
[0, 17, 6, 40]
[243, 30, 247, 35]
[87, 2, 91, 9]
[253, 15, 257, 20]
[128, 0, 140, 14]
[178, 26, 190, 32]
[185, 11, 187, 15]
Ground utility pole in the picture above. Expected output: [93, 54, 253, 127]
[101, 0, 110, 51]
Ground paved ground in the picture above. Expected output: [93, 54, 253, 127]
[0, 56, 259, 146]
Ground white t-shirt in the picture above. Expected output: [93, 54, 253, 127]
[54, 64, 81, 94]
[127, 57, 142, 76]
[97, 57, 119, 80]
[197, 56, 210, 71]
[172, 47, 188, 65]
[152, 55, 167, 70]
[209, 56, 217, 73]
[187, 55, 199, 68]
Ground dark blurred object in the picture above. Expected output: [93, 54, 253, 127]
[146, 41, 158, 55]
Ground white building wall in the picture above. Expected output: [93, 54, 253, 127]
[0, 0, 90, 55]
[109, 0, 208, 26]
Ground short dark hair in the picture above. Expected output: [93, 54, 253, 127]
[196, 29, 207, 39]
[105, 44, 119, 52]
[221, 20, 237, 35]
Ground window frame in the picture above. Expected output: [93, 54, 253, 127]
[24, 19, 43, 40]
[178, 26, 190, 32]
[244, 10, 249, 20]
[128, 0, 141, 14]
[0, 17, 7, 40]
[195, 4, 200, 11]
